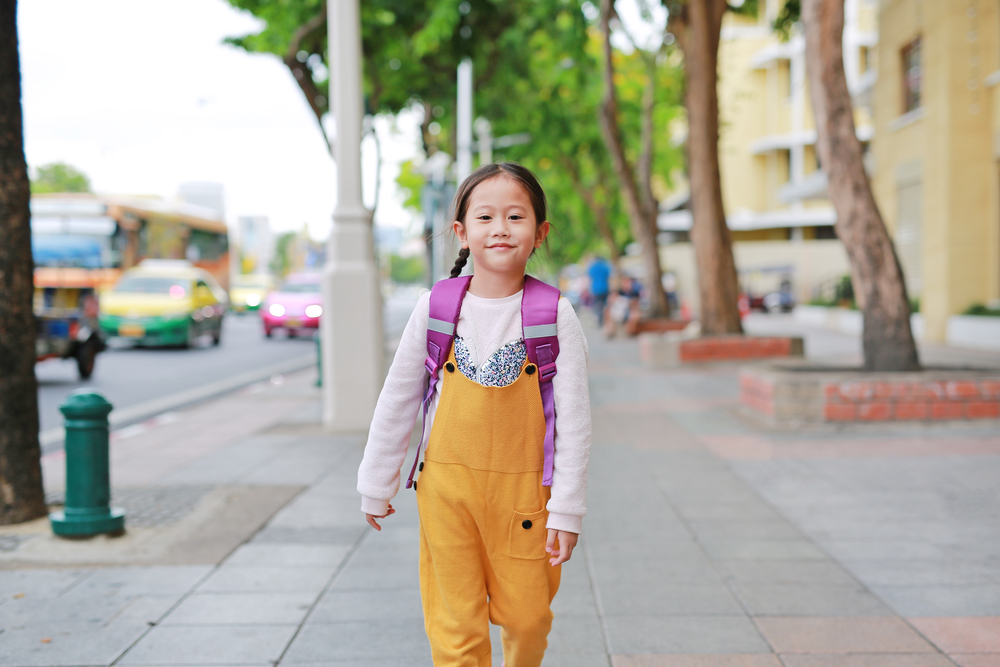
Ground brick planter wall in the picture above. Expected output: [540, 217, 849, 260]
[640, 334, 803, 368]
[740, 362, 1000, 424]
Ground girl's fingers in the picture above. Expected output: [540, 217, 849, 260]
[365, 514, 382, 531]
[545, 528, 557, 554]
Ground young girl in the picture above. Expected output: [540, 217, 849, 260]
[357, 162, 592, 667]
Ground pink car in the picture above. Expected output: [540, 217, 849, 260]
[262, 273, 323, 338]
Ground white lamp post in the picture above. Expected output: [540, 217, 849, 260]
[322, 0, 384, 431]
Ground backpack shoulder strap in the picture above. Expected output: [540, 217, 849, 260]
[405, 275, 471, 490]
[521, 275, 561, 486]
[425, 275, 473, 377]
[522, 275, 561, 379]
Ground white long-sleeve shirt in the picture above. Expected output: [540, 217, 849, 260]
[357, 288, 591, 534]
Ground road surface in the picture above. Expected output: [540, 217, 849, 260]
[36, 286, 423, 444]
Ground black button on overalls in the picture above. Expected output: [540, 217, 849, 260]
[525, 365, 536, 375]
[522, 519, 532, 529]
[445, 362, 456, 373]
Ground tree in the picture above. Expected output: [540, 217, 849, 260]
[665, 0, 746, 334]
[598, 0, 672, 317]
[0, 0, 48, 525]
[31, 162, 91, 194]
[800, 0, 919, 370]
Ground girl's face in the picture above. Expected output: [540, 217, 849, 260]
[453, 176, 550, 281]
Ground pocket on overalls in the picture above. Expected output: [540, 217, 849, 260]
[508, 509, 548, 560]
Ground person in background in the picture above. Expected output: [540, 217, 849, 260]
[587, 255, 611, 327]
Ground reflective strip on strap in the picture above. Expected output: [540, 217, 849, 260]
[427, 318, 455, 335]
[524, 323, 557, 339]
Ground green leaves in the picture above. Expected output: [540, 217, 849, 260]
[223, 0, 686, 267]
[31, 163, 91, 194]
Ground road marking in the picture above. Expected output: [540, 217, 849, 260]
[39, 353, 316, 450]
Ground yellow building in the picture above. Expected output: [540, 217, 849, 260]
[870, 0, 1000, 341]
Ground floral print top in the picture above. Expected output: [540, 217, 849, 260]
[454, 336, 526, 387]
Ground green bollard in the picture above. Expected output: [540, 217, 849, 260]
[49, 390, 125, 537]
[315, 335, 322, 387]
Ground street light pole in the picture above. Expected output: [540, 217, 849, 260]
[322, 0, 384, 431]
[456, 58, 473, 182]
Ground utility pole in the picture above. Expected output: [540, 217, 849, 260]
[456, 58, 474, 182]
[474, 117, 493, 165]
[321, 0, 384, 431]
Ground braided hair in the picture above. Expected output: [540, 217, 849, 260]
[448, 162, 548, 279]
[449, 247, 471, 278]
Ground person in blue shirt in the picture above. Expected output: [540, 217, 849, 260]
[587, 256, 611, 327]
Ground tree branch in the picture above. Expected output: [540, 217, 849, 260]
[282, 3, 333, 156]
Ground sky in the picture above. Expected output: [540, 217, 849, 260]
[17, 0, 423, 241]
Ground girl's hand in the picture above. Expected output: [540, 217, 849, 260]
[546, 529, 579, 566]
[365, 504, 396, 531]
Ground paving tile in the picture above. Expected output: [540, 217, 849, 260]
[161, 592, 317, 625]
[0, 568, 91, 600]
[0, 620, 153, 667]
[699, 540, 829, 561]
[674, 503, 785, 521]
[591, 556, 723, 586]
[612, 656, 782, 667]
[754, 616, 936, 653]
[778, 655, 957, 667]
[685, 520, 804, 541]
[717, 560, 858, 586]
[196, 566, 335, 593]
[732, 583, 891, 616]
[842, 560, 996, 586]
[62, 566, 213, 599]
[550, 563, 599, 616]
[815, 539, 952, 561]
[272, 661, 431, 667]
[950, 656, 1000, 667]
[546, 608, 608, 655]
[540, 653, 614, 667]
[605, 615, 771, 654]
[308, 588, 424, 623]
[223, 544, 351, 567]
[0, 593, 178, 628]
[120, 625, 298, 664]
[874, 586, 1000, 616]
[600, 583, 744, 616]
[908, 617, 1000, 653]
[280, 620, 431, 662]
[329, 561, 421, 591]
[250, 525, 366, 545]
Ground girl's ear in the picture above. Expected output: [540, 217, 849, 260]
[534, 221, 551, 248]
[453, 220, 469, 248]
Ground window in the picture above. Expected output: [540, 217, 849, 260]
[901, 37, 922, 113]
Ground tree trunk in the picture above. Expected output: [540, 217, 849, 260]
[802, 0, 919, 371]
[597, 0, 670, 317]
[0, 0, 48, 525]
[672, 0, 743, 334]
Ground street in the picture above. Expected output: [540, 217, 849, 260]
[35, 287, 422, 445]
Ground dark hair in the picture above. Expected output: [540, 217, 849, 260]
[448, 162, 548, 278]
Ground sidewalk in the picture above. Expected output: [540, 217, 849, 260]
[1, 317, 999, 666]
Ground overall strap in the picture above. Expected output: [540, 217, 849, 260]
[521, 276, 561, 486]
[405, 275, 472, 489]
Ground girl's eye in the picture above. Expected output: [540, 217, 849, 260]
[477, 215, 492, 221]
[509, 215, 522, 221]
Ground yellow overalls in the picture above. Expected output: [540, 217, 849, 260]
[416, 346, 561, 667]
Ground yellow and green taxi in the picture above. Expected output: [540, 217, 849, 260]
[99, 260, 228, 348]
[229, 273, 274, 313]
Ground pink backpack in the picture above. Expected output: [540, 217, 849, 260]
[406, 275, 561, 489]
